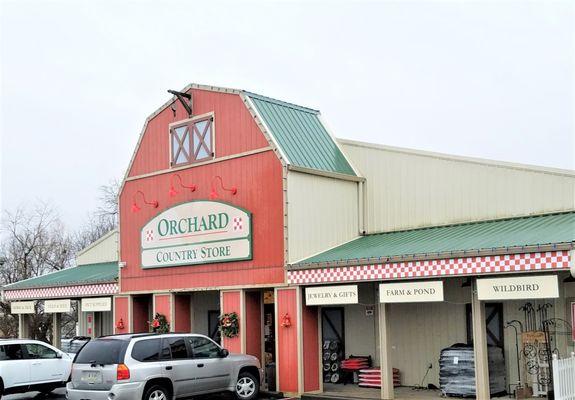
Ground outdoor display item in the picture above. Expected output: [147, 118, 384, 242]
[219, 312, 240, 338]
[149, 313, 170, 334]
[439, 344, 506, 397]
[357, 368, 401, 388]
[340, 356, 372, 384]
[322, 340, 344, 383]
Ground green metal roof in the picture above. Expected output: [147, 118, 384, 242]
[294, 212, 575, 267]
[245, 92, 356, 176]
[3, 262, 118, 291]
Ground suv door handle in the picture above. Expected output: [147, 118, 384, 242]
[197, 364, 204, 368]
[165, 366, 173, 370]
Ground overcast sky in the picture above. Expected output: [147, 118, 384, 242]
[1, 0, 573, 230]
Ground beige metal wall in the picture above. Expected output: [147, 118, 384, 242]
[340, 139, 575, 233]
[287, 171, 359, 263]
[388, 278, 470, 387]
[76, 230, 119, 265]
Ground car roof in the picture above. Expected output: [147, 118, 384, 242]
[95, 332, 211, 341]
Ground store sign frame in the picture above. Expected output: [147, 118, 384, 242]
[305, 285, 358, 306]
[81, 297, 112, 312]
[45, 299, 71, 313]
[379, 280, 444, 303]
[11, 301, 35, 314]
[476, 275, 559, 301]
[141, 200, 252, 269]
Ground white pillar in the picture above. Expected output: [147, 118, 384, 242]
[472, 279, 490, 399]
[52, 313, 62, 349]
[379, 302, 394, 400]
[18, 314, 29, 338]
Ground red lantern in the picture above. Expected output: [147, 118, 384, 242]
[210, 176, 237, 200]
[281, 313, 292, 328]
[116, 318, 125, 330]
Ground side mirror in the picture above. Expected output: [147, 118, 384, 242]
[219, 348, 229, 358]
[56, 353, 63, 359]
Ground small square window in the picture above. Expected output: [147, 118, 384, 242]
[170, 117, 214, 166]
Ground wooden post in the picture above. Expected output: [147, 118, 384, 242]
[472, 279, 490, 399]
[379, 302, 394, 400]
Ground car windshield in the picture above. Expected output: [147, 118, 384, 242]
[75, 339, 126, 364]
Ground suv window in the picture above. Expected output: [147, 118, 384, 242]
[188, 337, 220, 358]
[0, 344, 24, 360]
[162, 337, 188, 360]
[24, 343, 57, 359]
[132, 339, 161, 362]
[75, 339, 127, 365]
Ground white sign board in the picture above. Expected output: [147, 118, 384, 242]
[141, 201, 252, 269]
[11, 301, 35, 314]
[45, 299, 71, 313]
[477, 275, 559, 301]
[81, 297, 112, 312]
[379, 281, 444, 303]
[305, 285, 359, 306]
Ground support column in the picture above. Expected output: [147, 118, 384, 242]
[114, 296, 131, 334]
[52, 313, 62, 348]
[153, 293, 174, 332]
[18, 314, 30, 338]
[472, 279, 490, 399]
[221, 290, 245, 353]
[275, 287, 300, 396]
[379, 303, 394, 400]
[245, 291, 263, 363]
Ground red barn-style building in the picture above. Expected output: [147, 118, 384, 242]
[114, 84, 575, 400]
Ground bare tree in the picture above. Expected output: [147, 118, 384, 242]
[0, 203, 73, 339]
[72, 179, 119, 252]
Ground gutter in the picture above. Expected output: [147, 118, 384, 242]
[286, 242, 575, 271]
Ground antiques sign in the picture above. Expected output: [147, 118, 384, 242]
[11, 301, 35, 314]
[477, 275, 559, 301]
[305, 285, 358, 305]
[379, 281, 444, 303]
[141, 201, 252, 269]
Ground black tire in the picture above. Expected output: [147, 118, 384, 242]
[0, 379, 3, 400]
[234, 371, 259, 400]
[142, 384, 169, 400]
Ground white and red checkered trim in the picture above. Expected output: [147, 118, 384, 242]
[3, 283, 118, 300]
[287, 251, 571, 285]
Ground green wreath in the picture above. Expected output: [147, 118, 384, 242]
[219, 312, 239, 338]
[149, 313, 170, 334]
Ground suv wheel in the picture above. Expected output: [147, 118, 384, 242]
[235, 371, 259, 400]
[143, 384, 169, 400]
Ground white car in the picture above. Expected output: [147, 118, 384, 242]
[0, 339, 73, 398]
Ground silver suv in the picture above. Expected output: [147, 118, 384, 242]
[66, 333, 262, 400]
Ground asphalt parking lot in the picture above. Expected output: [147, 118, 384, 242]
[3, 388, 284, 400]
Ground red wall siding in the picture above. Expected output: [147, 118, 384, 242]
[221, 291, 241, 353]
[174, 295, 191, 332]
[302, 305, 320, 392]
[245, 291, 262, 362]
[114, 297, 129, 334]
[154, 294, 172, 328]
[119, 150, 285, 292]
[132, 296, 151, 333]
[128, 89, 270, 178]
[277, 288, 299, 393]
